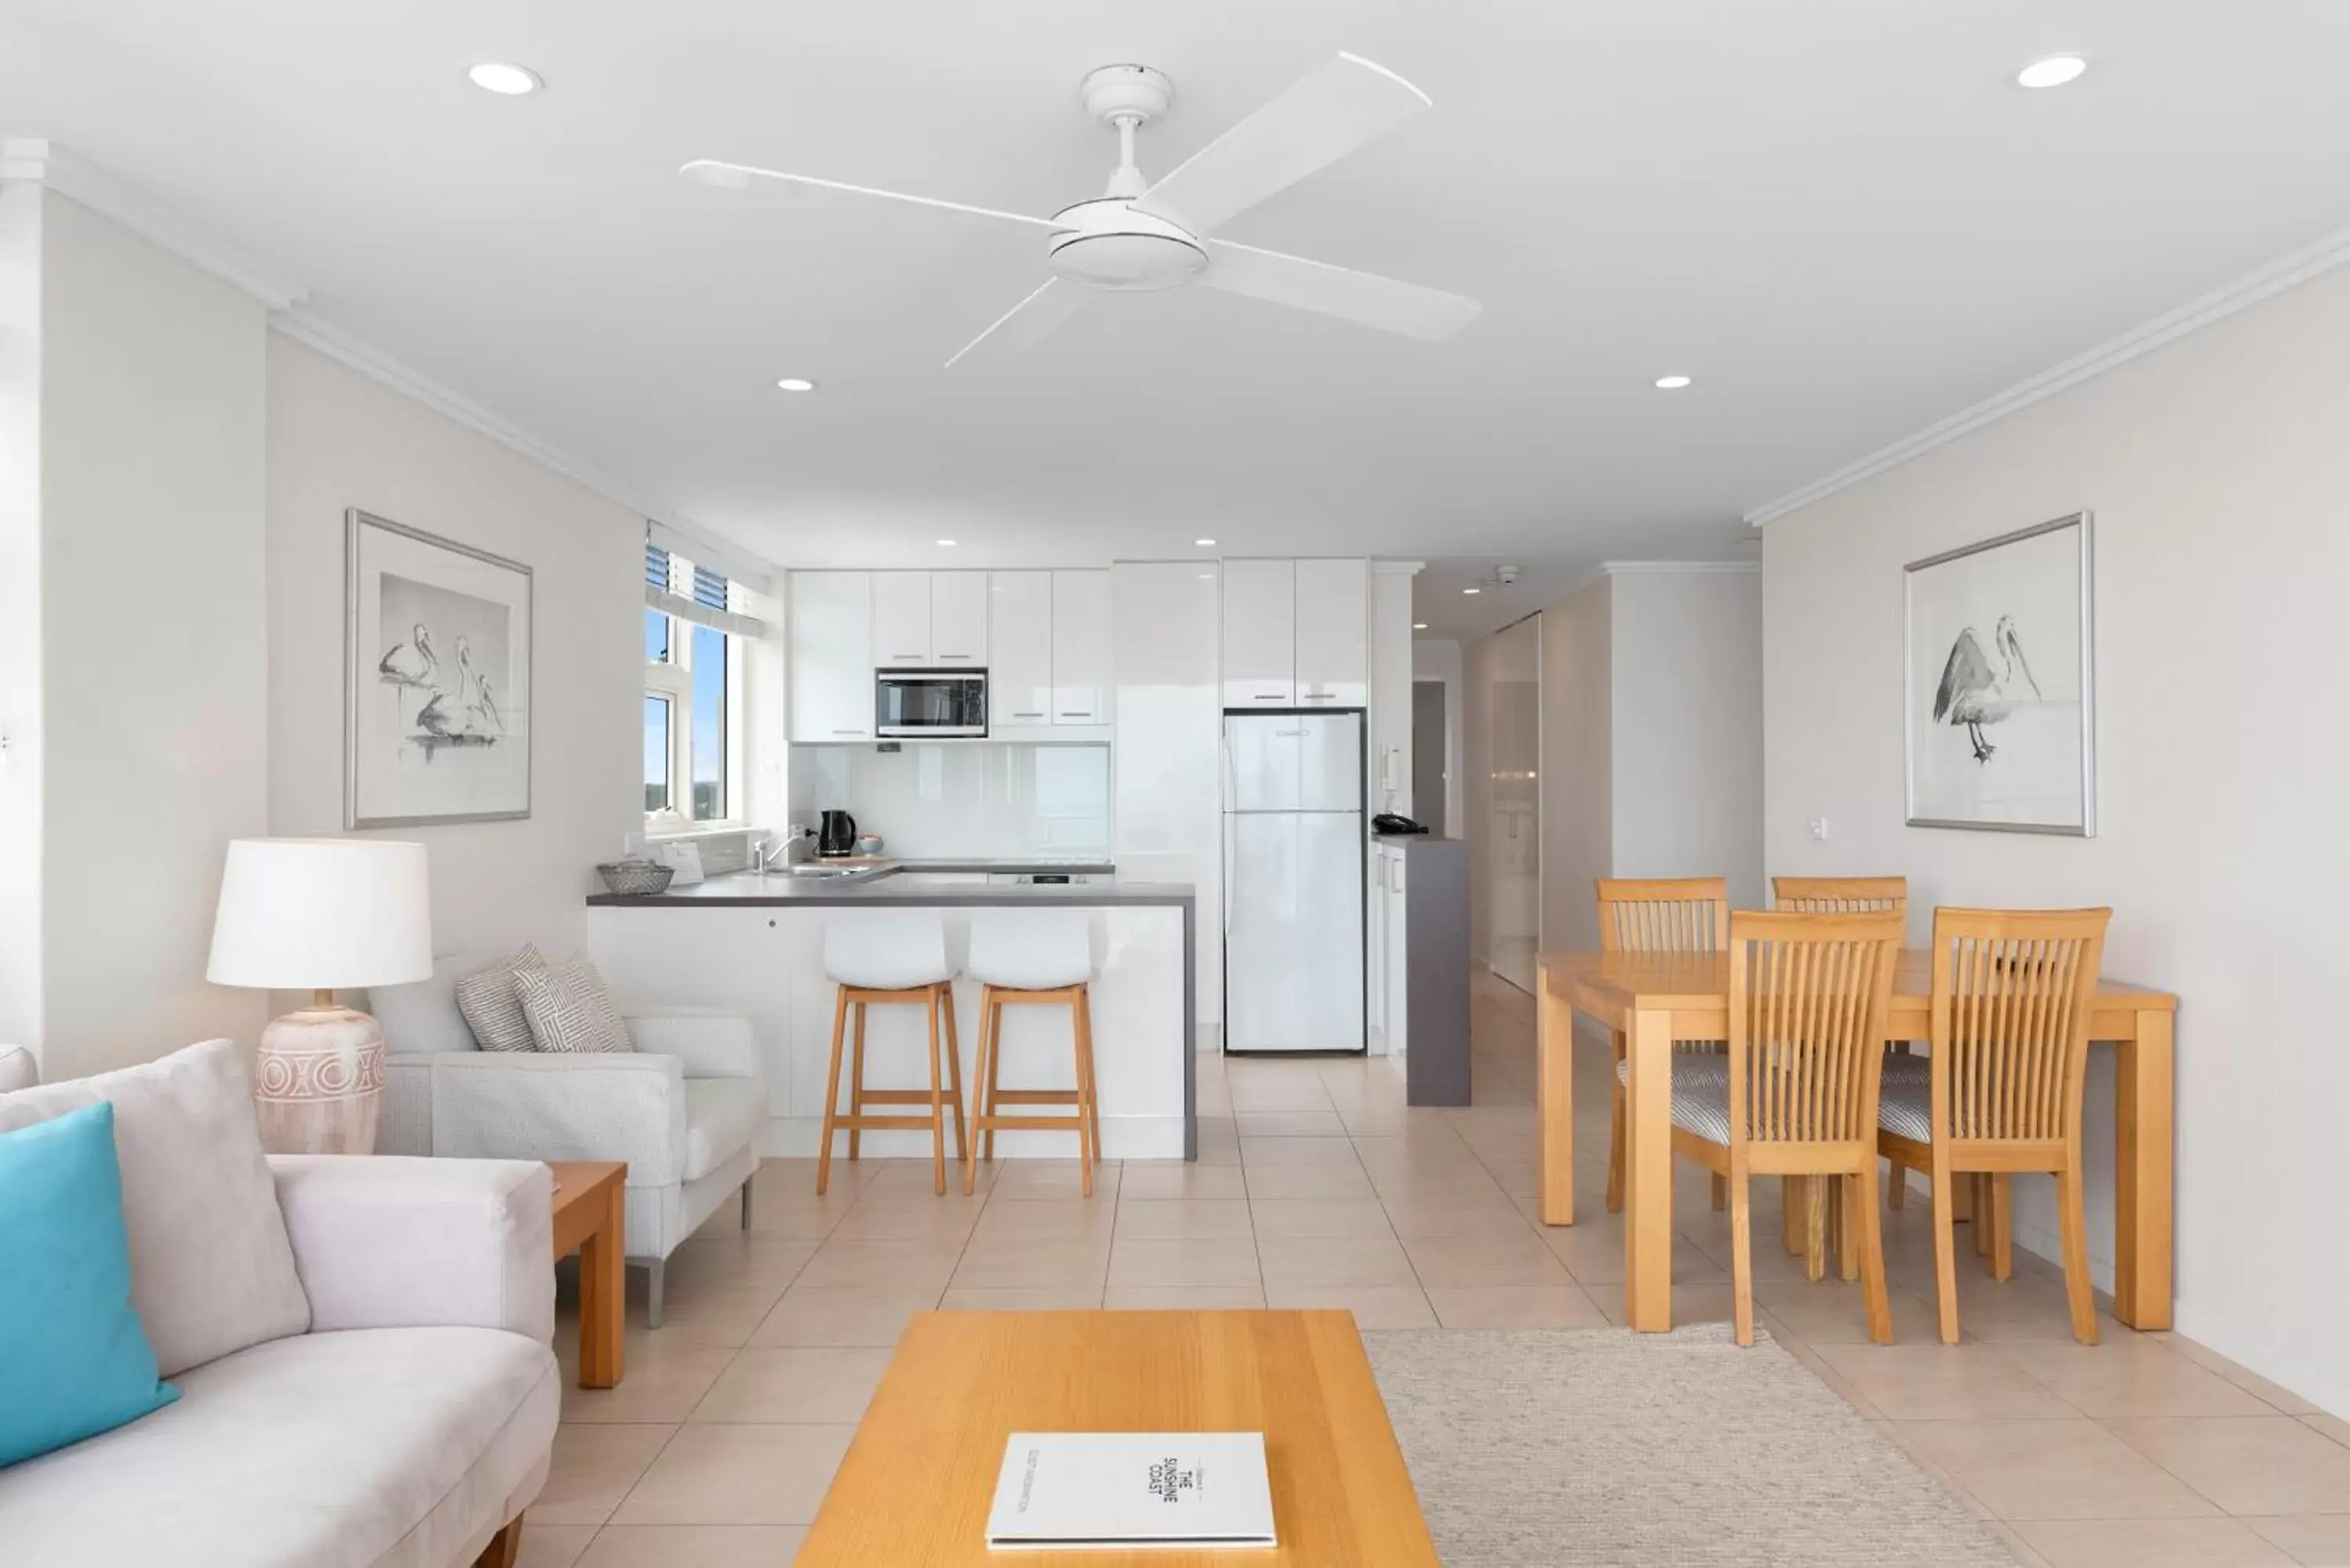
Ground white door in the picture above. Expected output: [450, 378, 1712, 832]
[989, 571, 1054, 726]
[1221, 558, 1297, 708]
[1051, 569, 1112, 724]
[930, 571, 989, 665]
[872, 572, 932, 667]
[1296, 558, 1369, 707]
[787, 571, 873, 741]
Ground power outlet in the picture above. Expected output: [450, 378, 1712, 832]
[1808, 817, 1830, 841]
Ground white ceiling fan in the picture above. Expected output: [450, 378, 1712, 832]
[681, 53, 1482, 370]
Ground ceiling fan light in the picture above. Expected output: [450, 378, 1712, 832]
[1047, 198, 1208, 292]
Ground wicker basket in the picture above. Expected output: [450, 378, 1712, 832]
[595, 859, 676, 897]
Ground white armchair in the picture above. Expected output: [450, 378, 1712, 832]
[371, 956, 768, 1326]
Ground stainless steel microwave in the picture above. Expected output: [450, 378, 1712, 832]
[876, 669, 988, 737]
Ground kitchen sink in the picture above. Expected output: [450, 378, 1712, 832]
[782, 863, 888, 881]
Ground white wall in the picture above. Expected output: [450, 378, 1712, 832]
[1538, 579, 1611, 953]
[794, 742, 1111, 858]
[1609, 567, 1765, 906]
[1762, 262, 2350, 1417]
[1410, 638, 1464, 837]
[0, 184, 43, 1053]
[16, 193, 270, 1080]
[268, 334, 642, 964]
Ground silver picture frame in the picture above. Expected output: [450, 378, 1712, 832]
[1903, 511, 2096, 836]
[345, 508, 534, 828]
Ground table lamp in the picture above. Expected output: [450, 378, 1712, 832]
[207, 837, 432, 1154]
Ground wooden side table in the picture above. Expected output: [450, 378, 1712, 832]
[548, 1161, 627, 1388]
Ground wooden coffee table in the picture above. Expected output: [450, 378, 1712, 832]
[798, 1310, 1438, 1566]
[548, 1161, 626, 1389]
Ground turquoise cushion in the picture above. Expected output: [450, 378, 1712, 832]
[0, 1101, 178, 1468]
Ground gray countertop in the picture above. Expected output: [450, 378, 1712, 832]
[589, 868, 1188, 909]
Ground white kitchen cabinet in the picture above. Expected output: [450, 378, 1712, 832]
[1051, 569, 1112, 724]
[930, 571, 989, 664]
[872, 572, 933, 667]
[1295, 558, 1369, 707]
[1221, 558, 1297, 707]
[989, 571, 1054, 726]
[788, 570, 873, 741]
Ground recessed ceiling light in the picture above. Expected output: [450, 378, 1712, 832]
[466, 61, 543, 96]
[775, 378, 817, 392]
[1462, 587, 1480, 595]
[1655, 374, 1693, 390]
[1412, 622, 1428, 630]
[936, 539, 957, 547]
[2016, 54, 2088, 89]
[1194, 538, 1217, 547]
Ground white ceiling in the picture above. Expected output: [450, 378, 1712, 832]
[8, 2, 2350, 588]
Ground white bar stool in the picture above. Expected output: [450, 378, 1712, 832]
[964, 909, 1101, 1196]
[818, 909, 966, 1195]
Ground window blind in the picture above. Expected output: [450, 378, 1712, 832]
[642, 540, 768, 638]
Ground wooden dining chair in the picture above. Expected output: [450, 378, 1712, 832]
[1674, 909, 1904, 1346]
[1878, 906, 2111, 1345]
[1772, 876, 1921, 1212]
[1595, 876, 1730, 1213]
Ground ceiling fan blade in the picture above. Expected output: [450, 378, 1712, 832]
[1202, 240, 1480, 341]
[944, 278, 1094, 370]
[1131, 52, 1431, 237]
[680, 159, 1060, 231]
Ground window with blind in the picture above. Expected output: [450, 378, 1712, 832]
[643, 542, 757, 828]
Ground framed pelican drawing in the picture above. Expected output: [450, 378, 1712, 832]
[1904, 512, 2095, 835]
[345, 509, 533, 828]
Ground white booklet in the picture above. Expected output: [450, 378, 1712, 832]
[985, 1432, 1276, 1551]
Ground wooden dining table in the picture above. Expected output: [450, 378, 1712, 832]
[1535, 948, 2179, 1334]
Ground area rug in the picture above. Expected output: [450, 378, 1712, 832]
[1365, 1325, 2018, 1568]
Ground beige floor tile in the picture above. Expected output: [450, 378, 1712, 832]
[611, 1423, 856, 1526]
[1113, 1199, 1254, 1240]
[635, 1285, 786, 1349]
[1809, 1343, 2076, 1421]
[1264, 1283, 1437, 1328]
[2160, 1339, 2323, 1416]
[1103, 1284, 1269, 1310]
[1249, 1198, 1396, 1240]
[1399, 1230, 1571, 1288]
[2306, 1413, 2350, 1451]
[1116, 1164, 1249, 1201]
[559, 1341, 737, 1424]
[1239, 1135, 1363, 1167]
[790, 1237, 965, 1293]
[988, 1161, 1119, 1201]
[1992, 1341, 2277, 1419]
[1233, 1110, 1349, 1137]
[2104, 1416, 2350, 1516]
[1426, 1284, 1607, 1329]
[1240, 1163, 1376, 1201]
[949, 1235, 1111, 1290]
[1596, 1281, 1748, 1331]
[690, 1346, 894, 1424]
[514, 1523, 597, 1568]
[748, 1287, 938, 1349]
[2247, 1513, 2350, 1565]
[941, 1284, 1106, 1310]
[1751, 1279, 1944, 1346]
[532, 1423, 678, 1526]
[1224, 1076, 1335, 1112]
[2011, 1517, 2295, 1566]
[1258, 1233, 1419, 1289]
[968, 1198, 1118, 1241]
[1106, 1234, 1263, 1289]
[663, 1234, 819, 1292]
[1893, 1418, 2219, 1521]
[573, 1525, 809, 1567]
[824, 1197, 985, 1242]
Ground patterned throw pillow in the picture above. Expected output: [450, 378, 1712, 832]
[453, 944, 547, 1053]
[514, 957, 634, 1055]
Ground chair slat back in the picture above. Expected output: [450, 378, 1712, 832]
[1727, 910, 1903, 1147]
[1772, 875, 1909, 917]
[1595, 877, 1729, 953]
[1930, 907, 2110, 1144]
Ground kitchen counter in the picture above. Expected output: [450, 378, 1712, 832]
[588, 868, 1175, 909]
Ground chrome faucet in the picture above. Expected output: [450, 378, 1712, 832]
[754, 826, 814, 873]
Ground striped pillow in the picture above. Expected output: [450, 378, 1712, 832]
[514, 957, 634, 1055]
[453, 945, 547, 1053]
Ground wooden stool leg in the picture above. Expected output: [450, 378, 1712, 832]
[942, 982, 969, 1166]
[982, 992, 1004, 1161]
[1929, 1149, 1961, 1344]
[964, 986, 995, 1196]
[1784, 1176, 1807, 1256]
[1076, 985, 1101, 1169]
[2055, 1158, 2099, 1344]
[926, 987, 947, 1196]
[1728, 1169, 1755, 1347]
[1887, 1154, 1907, 1210]
[848, 1003, 869, 1161]
[1856, 1163, 1893, 1345]
[1989, 1173, 2014, 1281]
[1838, 1173, 1861, 1284]
[816, 987, 849, 1195]
[1803, 1176, 1828, 1282]
[1975, 1174, 1994, 1260]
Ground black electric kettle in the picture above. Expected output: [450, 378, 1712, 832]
[819, 810, 857, 857]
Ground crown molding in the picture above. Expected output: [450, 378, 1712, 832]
[1596, 558, 1759, 577]
[0, 139, 308, 311]
[1744, 221, 2350, 527]
[1372, 559, 1426, 576]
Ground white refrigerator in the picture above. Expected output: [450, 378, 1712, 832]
[1222, 711, 1366, 1053]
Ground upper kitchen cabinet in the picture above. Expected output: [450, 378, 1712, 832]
[1051, 570, 1112, 725]
[989, 571, 1054, 725]
[871, 572, 933, 667]
[1221, 558, 1297, 708]
[1295, 558, 1369, 706]
[930, 571, 989, 664]
[789, 571, 873, 741]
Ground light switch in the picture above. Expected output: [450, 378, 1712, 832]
[1808, 818, 1829, 841]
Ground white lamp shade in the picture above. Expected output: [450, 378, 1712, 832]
[207, 838, 433, 991]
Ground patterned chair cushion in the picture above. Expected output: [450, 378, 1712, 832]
[1616, 1054, 1731, 1088]
[1667, 1078, 1733, 1145]
[513, 958, 634, 1055]
[1878, 1080, 1935, 1143]
[1880, 1050, 1930, 1090]
[453, 945, 546, 1053]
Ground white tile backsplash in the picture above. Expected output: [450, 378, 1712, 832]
[794, 742, 1111, 858]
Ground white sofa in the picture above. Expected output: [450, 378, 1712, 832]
[0, 1046, 557, 1568]
[371, 954, 768, 1324]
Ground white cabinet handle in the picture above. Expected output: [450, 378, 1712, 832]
[833, 728, 868, 737]
[938, 653, 973, 660]
[891, 652, 925, 661]
[1254, 692, 1286, 701]
[1059, 710, 1093, 719]
[1011, 710, 1047, 719]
